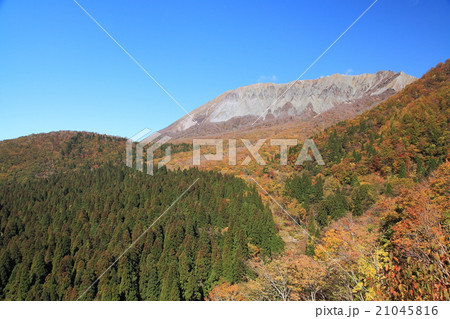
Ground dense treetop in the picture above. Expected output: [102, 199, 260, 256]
[0, 165, 283, 300]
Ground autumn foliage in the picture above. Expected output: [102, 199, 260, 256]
[378, 161, 450, 300]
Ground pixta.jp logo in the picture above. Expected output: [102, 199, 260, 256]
[126, 128, 171, 175]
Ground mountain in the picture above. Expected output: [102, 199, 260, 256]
[205, 60, 448, 301]
[0, 131, 193, 182]
[0, 60, 447, 301]
[0, 131, 125, 182]
[162, 71, 416, 139]
[272, 59, 449, 301]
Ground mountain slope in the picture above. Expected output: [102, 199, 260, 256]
[280, 60, 449, 231]
[203, 60, 448, 301]
[314, 60, 449, 177]
[0, 165, 283, 300]
[271, 59, 450, 301]
[0, 131, 125, 182]
[163, 71, 416, 138]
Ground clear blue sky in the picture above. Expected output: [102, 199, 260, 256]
[1, 0, 449, 141]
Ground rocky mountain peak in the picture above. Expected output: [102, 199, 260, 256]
[162, 71, 417, 138]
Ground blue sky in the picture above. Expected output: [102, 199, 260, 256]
[0, 0, 449, 140]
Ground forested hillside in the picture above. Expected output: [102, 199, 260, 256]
[244, 59, 450, 301]
[0, 165, 282, 300]
[0, 130, 193, 183]
[201, 60, 449, 301]
[0, 131, 125, 182]
[285, 59, 449, 228]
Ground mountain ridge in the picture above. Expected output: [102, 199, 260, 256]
[162, 70, 416, 138]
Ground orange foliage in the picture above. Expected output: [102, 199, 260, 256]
[243, 250, 326, 301]
[380, 161, 450, 300]
[206, 280, 245, 301]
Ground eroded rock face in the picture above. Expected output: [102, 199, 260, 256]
[162, 71, 416, 138]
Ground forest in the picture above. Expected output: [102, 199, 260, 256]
[0, 165, 282, 300]
[238, 59, 450, 301]
[203, 59, 449, 301]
